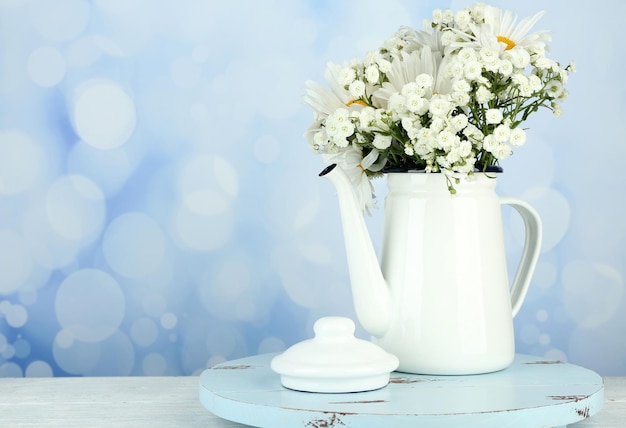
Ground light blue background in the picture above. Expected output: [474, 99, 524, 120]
[0, 0, 624, 377]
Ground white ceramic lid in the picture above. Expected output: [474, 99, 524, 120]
[270, 317, 399, 393]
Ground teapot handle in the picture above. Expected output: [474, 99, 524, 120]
[499, 198, 543, 317]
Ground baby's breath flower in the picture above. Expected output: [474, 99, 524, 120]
[497, 59, 513, 76]
[450, 113, 468, 131]
[349, 80, 366, 97]
[458, 140, 472, 157]
[475, 86, 494, 103]
[486, 109, 503, 125]
[376, 58, 392, 73]
[437, 130, 457, 150]
[482, 134, 497, 152]
[447, 61, 464, 79]
[429, 95, 453, 117]
[529, 75, 542, 91]
[452, 79, 471, 93]
[359, 107, 377, 129]
[414, 141, 431, 156]
[430, 117, 445, 133]
[534, 56, 556, 70]
[415, 73, 434, 89]
[406, 94, 429, 114]
[442, 9, 454, 24]
[493, 143, 512, 159]
[479, 47, 499, 65]
[432, 9, 444, 24]
[388, 93, 406, 114]
[458, 47, 478, 62]
[304, 3, 573, 207]
[452, 91, 470, 106]
[509, 128, 527, 146]
[454, 10, 472, 31]
[338, 67, 356, 86]
[365, 65, 380, 84]
[363, 51, 378, 65]
[463, 60, 483, 81]
[440, 30, 456, 46]
[493, 124, 511, 142]
[313, 130, 328, 149]
[471, 3, 486, 22]
[373, 133, 393, 150]
[402, 82, 422, 97]
[545, 80, 564, 98]
[508, 48, 531, 68]
[332, 136, 350, 148]
[512, 74, 532, 96]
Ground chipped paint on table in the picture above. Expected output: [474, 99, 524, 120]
[198, 353, 604, 428]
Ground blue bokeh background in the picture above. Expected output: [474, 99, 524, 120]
[1, 0, 625, 377]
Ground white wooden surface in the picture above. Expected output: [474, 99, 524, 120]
[0, 375, 623, 427]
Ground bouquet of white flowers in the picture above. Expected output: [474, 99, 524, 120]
[304, 2, 574, 210]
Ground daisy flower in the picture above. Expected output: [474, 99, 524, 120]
[446, 5, 551, 55]
[372, 48, 441, 106]
[304, 62, 354, 118]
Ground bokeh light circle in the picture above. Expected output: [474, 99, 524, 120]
[67, 141, 134, 197]
[142, 294, 167, 317]
[53, 332, 99, 375]
[532, 261, 557, 290]
[45, 175, 106, 242]
[28, 0, 89, 42]
[5, 303, 28, 328]
[72, 79, 137, 149]
[174, 186, 235, 251]
[0, 333, 7, 352]
[55, 269, 125, 343]
[211, 259, 250, 300]
[179, 156, 239, 198]
[258, 336, 286, 354]
[562, 260, 623, 328]
[205, 325, 238, 357]
[514, 187, 570, 252]
[1, 343, 15, 359]
[0, 130, 45, 195]
[0, 362, 22, 377]
[0, 230, 33, 295]
[173, 156, 239, 251]
[52, 330, 134, 376]
[160, 312, 177, 329]
[25, 361, 54, 377]
[143, 353, 167, 375]
[13, 338, 31, 358]
[569, 325, 626, 374]
[130, 317, 159, 347]
[103, 212, 167, 279]
[27, 46, 66, 87]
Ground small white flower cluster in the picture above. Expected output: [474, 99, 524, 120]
[304, 2, 574, 209]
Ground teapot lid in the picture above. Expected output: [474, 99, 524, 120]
[270, 317, 399, 393]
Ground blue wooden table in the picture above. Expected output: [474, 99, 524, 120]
[199, 353, 603, 427]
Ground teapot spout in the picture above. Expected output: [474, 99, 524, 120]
[319, 164, 391, 338]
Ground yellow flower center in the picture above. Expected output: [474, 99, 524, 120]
[346, 99, 367, 107]
[497, 35, 516, 50]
